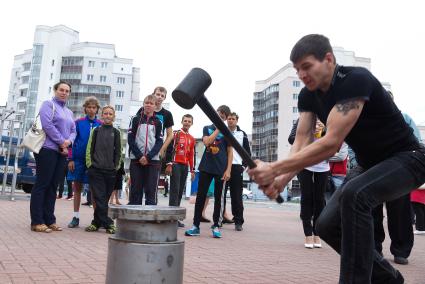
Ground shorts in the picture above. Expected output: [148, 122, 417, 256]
[67, 159, 89, 184]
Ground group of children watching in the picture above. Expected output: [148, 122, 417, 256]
[52, 83, 247, 240]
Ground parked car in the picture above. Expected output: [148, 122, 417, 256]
[0, 136, 36, 193]
[242, 187, 253, 200]
[225, 187, 253, 200]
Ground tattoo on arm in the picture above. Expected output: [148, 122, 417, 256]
[335, 101, 360, 115]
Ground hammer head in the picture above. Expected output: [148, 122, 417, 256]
[172, 68, 212, 109]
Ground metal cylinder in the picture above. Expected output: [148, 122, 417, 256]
[106, 205, 186, 284]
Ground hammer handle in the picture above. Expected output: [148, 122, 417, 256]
[198, 96, 283, 204]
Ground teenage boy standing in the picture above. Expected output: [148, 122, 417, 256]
[165, 114, 196, 227]
[225, 112, 251, 231]
[185, 105, 233, 238]
[85, 106, 121, 234]
[68, 97, 102, 228]
[128, 95, 163, 205]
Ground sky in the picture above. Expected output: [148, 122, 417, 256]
[1, 0, 424, 137]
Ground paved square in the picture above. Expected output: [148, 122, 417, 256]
[0, 195, 424, 283]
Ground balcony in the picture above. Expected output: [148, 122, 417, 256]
[18, 83, 29, 90]
[16, 96, 27, 104]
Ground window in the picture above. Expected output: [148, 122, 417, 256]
[101, 62, 108, 68]
[115, 104, 123, 112]
[293, 80, 301, 87]
[88, 60, 95, 67]
[117, 77, 125, 84]
[51, 59, 55, 66]
[293, 93, 298, 100]
[116, 91, 124, 98]
[21, 76, 29, 84]
[23, 62, 31, 71]
[100, 75, 107, 82]
[87, 74, 94, 81]
[50, 73, 53, 80]
[17, 102, 26, 111]
[292, 107, 298, 113]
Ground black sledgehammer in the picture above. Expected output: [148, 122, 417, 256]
[172, 67, 284, 204]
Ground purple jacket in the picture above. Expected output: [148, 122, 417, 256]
[40, 97, 76, 152]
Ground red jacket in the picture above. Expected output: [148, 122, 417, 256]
[411, 189, 425, 205]
[330, 158, 347, 176]
[166, 129, 195, 172]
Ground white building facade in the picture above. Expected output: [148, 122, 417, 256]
[7, 25, 141, 132]
[252, 47, 372, 162]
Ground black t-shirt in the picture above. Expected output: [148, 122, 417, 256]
[155, 107, 174, 136]
[298, 65, 420, 169]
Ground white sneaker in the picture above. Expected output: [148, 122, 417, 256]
[305, 236, 314, 249]
[414, 230, 425, 235]
[313, 236, 322, 248]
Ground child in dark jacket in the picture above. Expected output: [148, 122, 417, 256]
[85, 106, 122, 234]
[128, 94, 163, 205]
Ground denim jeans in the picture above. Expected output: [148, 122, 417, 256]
[30, 148, 66, 225]
[169, 163, 188, 206]
[129, 160, 160, 205]
[332, 175, 345, 190]
[316, 147, 425, 284]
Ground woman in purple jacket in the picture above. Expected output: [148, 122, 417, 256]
[30, 81, 76, 233]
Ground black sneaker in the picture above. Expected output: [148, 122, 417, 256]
[200, 216, 211, 223]
[394, 256, 408, 265]
[68, 217, 79, 228]
[82, 202, 91, 206]
[222, 218, 235, 224]
[177, 221, 185, 228]
[235, 224, 243, 231]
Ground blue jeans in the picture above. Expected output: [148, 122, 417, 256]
[30, 148, 66, 225]
[316, 147, 425, 284]
[332, 175, 345, 190]
[129, 160, 160, 205]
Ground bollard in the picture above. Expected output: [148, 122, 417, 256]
[106, 205, 186, 284]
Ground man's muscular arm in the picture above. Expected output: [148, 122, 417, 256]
[250, 99, 365, 197]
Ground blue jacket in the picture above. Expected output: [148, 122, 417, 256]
[70, 115, 102, 161]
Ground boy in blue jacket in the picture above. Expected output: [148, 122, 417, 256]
[68, 97, 102, 228]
